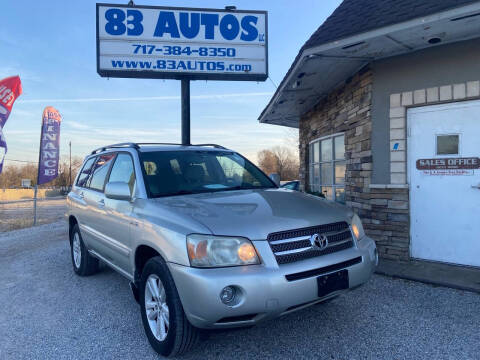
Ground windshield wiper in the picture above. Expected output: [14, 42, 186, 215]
[222, 185, 273, 192]
[153, 185, 274, 198]
[153, 190, 196, 198]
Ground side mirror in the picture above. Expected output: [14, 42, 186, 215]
[105, 181, 131, 201]
[269, 173, 280, 187]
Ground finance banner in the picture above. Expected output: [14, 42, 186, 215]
[37, 106, 62, 184]
[0, 76, 22, 174]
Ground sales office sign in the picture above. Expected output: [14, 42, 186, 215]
[96, 3, 268, 81]
[416, 157, 480, 176]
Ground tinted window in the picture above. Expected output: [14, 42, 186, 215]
[108, 153, 136, 195]
[437, 134, 459, 155]
[89, 154, 115, 191]
[76, 157, 96, 188]
[140, 151, 275, 198]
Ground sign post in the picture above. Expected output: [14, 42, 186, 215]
[181, 78, 190, 145]
[96, 3, 268, 144]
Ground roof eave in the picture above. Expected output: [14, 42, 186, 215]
[259, 1, 480, 127]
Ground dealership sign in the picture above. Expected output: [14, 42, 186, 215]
[96, 4, 268, 81]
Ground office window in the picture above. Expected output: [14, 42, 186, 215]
[436, 134, 459, 155]
[309, 134, 346, 203]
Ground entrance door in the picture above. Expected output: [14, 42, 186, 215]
[408, 100, 480, 267]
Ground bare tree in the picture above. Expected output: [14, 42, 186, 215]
[0, 155, 83, 189]
[257, 146, 299, 181]
[53, 156, 83, 188]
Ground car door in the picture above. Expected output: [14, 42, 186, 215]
[70, 156, 97, 247]
[103, 152, 137, 273]
[81, 153, 116, 259]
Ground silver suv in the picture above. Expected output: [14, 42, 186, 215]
[67, 143, 378, 357]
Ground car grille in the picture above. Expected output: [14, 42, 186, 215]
[267, 222, 354, 265]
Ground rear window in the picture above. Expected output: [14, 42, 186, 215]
[76, 157, 96, 188]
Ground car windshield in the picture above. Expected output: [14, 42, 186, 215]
[140, 150, 276, 198]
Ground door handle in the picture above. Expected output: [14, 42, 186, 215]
[79, 192, 84, 199]
[471, 184, 480, 189]
[98, 199, 105, 206]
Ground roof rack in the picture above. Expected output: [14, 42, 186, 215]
[191, 144, 227, 149]
[136, 143, 227, 149]
[90, 142, 228, 155]
[91, 142, 139, 154]
[135, 142, 183, 147]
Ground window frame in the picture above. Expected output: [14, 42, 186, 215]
[309, 133, 346, 203]
[107, 151, 137, 197]
[75, 156, 97, 189]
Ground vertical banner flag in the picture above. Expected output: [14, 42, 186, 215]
[0, 76, 22, 174]
[37, 106, 62, 184]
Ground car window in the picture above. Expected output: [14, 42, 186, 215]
[88, 154, 115, 192]
[108, 153, 136, 195]
[283, 182, 296, 190]
[215, 155, 257, 187]
[76, 157, 96, 188]
[140, 150, 275, 198]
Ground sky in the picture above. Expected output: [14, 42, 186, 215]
[0, 0, 341, 165]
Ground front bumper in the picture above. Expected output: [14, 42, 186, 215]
[169, 236, 377, 329]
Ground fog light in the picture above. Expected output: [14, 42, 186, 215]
[220, 286, 236, 304]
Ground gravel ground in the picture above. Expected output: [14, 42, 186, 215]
[1, 221, 479, 360]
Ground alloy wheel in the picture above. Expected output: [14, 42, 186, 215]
[72, 233, 82, 268]
[145, 274, 170, 341]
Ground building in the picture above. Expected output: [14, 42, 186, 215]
[259, 0, 480, 268]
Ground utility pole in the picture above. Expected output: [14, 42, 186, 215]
[69, 141, 72, 188]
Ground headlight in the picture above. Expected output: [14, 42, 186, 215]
[187, 234, 260, 267]
[350, 214, 365, 241]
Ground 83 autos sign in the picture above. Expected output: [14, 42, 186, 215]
[96, 4, 268, 81]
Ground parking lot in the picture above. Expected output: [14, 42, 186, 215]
[1, 221, 479, 360]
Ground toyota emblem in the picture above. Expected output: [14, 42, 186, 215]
[310, 233, 329, 250]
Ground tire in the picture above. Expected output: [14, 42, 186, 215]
[130, 282, 140, 304]
[70, 223, 99, 276]
[139, 257, 199, 357]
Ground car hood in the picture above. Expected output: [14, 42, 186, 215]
[152, 189, 353, 240]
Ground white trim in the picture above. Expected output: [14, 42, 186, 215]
[302, 3, 480, 57]
[390, 82, 480, 185]
[259, 2, 480, 123]
[308, 132, 345, 144]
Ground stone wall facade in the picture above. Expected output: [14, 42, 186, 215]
[299, 66, 410, 261]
